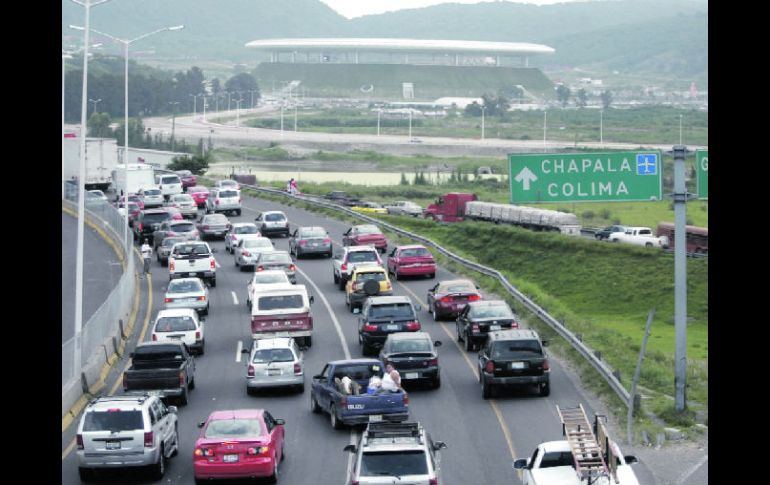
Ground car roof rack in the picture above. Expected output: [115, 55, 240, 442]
[89, 393, 151, 406]
[365, 422, 422, 440]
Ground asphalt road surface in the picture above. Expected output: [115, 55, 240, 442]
[61, 193, 663, 485]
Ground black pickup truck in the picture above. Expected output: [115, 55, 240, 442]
[324, 191, 361, 207]
[123, 342, 196, 405]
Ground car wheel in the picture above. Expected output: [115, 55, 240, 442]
[330, 405, 343, 429]
[236, 209, 241, 216]
[433, 375, 441, 389]
[161, 259, 168, 268]
[428, 273, 435, 279]
[198, 343, 205, 356]
[338, 278, 347, 291]
[281, 444, 286, 462]
[209, 278, 216, 288]
[456, 322, 463, 342]
[310, 394, 321, 413]
[296, 382, 305, 393]
[482, 377, 492, 400]
[78, 468, 95, 482]
[247, 386, 256, 396]
[179, 385, 188, 405]
[465, 335, 474, 352]
[267, 453, 279, 484]
[333, 272, 339, 284]
[327, 251, 333, 258]
[202, 305, 209, 316]
[431, 306, 438, 321]
[189, 376, 196, 389]
[394, 268, 399, 280]
[151, 445, 166, 480]
[539, 381, 550, 397]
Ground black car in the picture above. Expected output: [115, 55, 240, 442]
[133, 209, 172, 244]
[478, 329, 550, 399]
[358, 296, 422, 355]
[456, 300, 519, 351]
[595, 224, 626, 240]
[379, 332, 442, 389]
[156, 236, 186, 267]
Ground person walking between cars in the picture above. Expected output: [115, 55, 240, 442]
[141, 239, 152, 278]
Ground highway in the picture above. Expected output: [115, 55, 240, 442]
[61, 192, 657, 485]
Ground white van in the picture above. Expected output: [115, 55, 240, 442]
[156, 173, 183, 200]
[251, 285, 314, 347]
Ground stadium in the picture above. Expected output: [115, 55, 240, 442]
[245, 38, 556, 101]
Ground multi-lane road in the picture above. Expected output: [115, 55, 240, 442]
[61, 192, 658, 485]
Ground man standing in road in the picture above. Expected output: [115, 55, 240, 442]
[141, 239, 152, 278]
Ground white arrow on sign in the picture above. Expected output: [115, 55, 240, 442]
[514, 166, 538, 191]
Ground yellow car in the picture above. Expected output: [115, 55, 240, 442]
[345, 265, 392, 312]
[350, 202, 388, 214]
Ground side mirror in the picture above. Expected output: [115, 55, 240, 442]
[241, 348, 251, 354]
[274, 418, 285, 426]
[414, 304, 422, 312]
[433, 441, 447, 451]
[541, 340, 549, 347]
[211, 248, 218, 253]
[624, 455, 639, 465]
[168, 406, 178, 414]
[344, 444, 357, 453]
[434, 341, 442, 347]
[513, 458, 528, 470]
[197, 421, 206, 429]
[313, 374, 324, 380]
[353, 308, 361, 314]
[309, 296, 315, 304]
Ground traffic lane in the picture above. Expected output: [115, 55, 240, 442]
[62, 212, 123, 343]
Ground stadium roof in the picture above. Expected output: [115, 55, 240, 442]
[245, 38, 554, 56]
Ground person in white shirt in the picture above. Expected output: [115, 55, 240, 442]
[140, 239, 152, 278]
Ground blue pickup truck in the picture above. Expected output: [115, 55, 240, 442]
[310, 359, 409, 429]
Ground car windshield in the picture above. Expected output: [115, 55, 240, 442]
[245, 239, 272, 249]
[173, 195, 193, 203]
[260, 253, 291, 263]
[490, 340, 543, 359]
[219, 190, 239, 198]
[356, 272, 386, 282]
[170, 223, 195, 232]
[355, 225, 381, 235]
[168, 280, 203, 293]
[348, 251, 378, 263]
[265, 213, 286, 222]
[83, 410, 143, 432]
[234, 225, 259, 234]
[142, 212, 171, 224]
[399, 248, 431, 258]
[174, 243, 209, 255]
[204, 418, 263, 439]
[155, 316, 196, 332]
[539, 451, 576, 469]
[220, 180, 237, 187]
[391, 339, 432, 353]
[439, 282, 476, 293]
[469, 304, 513, 319]
[369, 303, 414, 319]
[162, 237, 185, 247]
[252, 348, 294, 363]
[300, 228, 326, 237]
[161, 176, 180, 184]
[252, 273, 289, 284]
[360, 451, 428, 476]
[205, 215, 228, 223]
[257, 294, 304, 310]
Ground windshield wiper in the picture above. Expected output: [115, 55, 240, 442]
[373, 472, 402, 480]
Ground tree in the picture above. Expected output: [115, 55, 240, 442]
[464, 101, 483, 117]
[87, 112, 113, 138]
[114, 118, 148, 148]
[168, 154, 209, 175]
[576, 88, 588, 108]
[600, 90, 613, 109]
[556, 84, 571, 107]
[225, 72, 260, 104]
[400, 172, 409, 185]
[210, 78, 221, 95]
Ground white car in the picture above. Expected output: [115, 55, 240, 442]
[151, 308, 205, 355]
[156, 174, 183, 200]
[234, 235, 275, 270]
[246, 270, 292, 309]
[216, 179, 240, 190]
[225, 222, 261, 253]
[167, 193, 198, 219]
[164, 277, 209, 315]
[138, 186, 164, 208]
[242, 337, 305, 394]
[254, 210, 290, 237]
[86, 189, 109, 203]
[206, 188, 242, 216]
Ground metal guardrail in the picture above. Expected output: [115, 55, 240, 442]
[241, 184, 632, 406]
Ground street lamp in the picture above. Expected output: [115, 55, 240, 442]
[88, 98, 102, 115]
[543, 110, 548, 153]
[202, 94, 208, 122]
[235, 99, 243, 127]
[679, 114, 683, 145]
[280, 103, 285, 136]
[190, 93, 199, 119]
[168, 101, 179, 152]
[376, 108, 381, 136]
[294, 104, 298, 132]
[480, 105, 487, 140]
[600, 109, 603, 145]
[408, 110, 412, 139]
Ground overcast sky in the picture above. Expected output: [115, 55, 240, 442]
[320, 1, 583, 19]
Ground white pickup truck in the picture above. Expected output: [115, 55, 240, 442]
[168, 241, 218, 287]
[608, 226, 665, 248]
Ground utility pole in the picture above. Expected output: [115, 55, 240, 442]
[168, 101, 179, 152]
[671, 145, 690, 411]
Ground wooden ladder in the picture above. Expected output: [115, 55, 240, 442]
[556, 404, 610, 483]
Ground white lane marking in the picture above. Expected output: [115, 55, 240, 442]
[231, 291, 239, 305]
[236, 340, 243, 362]
[676, 454, 708, 484]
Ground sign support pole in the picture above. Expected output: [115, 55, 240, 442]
[672, 145, 688, 411]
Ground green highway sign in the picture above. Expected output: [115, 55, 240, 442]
[696, 149, 708, 199]
[508, 151, 663, 203]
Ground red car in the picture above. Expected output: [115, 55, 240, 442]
[175, 170, 198, 190]
[342, 224, 388, 253]
[115, 200, 141, 227]
[193, 409, 285, 483]
[161, 206, 184, 221]
[427, 279, 482, 321]
[188, 186, 210, 208]
[118, 193, 144, 211]
[387, 244, 436, 280]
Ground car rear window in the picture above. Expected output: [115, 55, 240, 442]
[400, 248, 431, 258]
[265, 213, 286, 221]
[490, 340, 543, 359]
[369, 303, 414, 319]
[347, 251, 378, 263]
[219, 190, 239, 198]
[234, 225, 259, 234]
[360, 451, 428, 477]
[252, 273, 289, 284]
[190, 187, 208, 193]
[356, 225, 381, 235]
[144, 189, 161, 196]
[142, 212, 171, 224]
[205, 215, 228, 223]
[83, 410, 143, 432]
[173, 243, 210, 255]
[168, 279, 203, 293]
[171, 222, 195, 232]
[161, 176, 180, 184]
[155, 316, 196, 332]
[300, 228, 326, 237]
[391, 339, 431, 353]
[259, 253, 290, 263]
[244, 239, 272, 249]
[439, 282, 476, 293]
[257, 294, 304, 310]
[252, 348, 294, 363]
[469, 304, 513, 319]
[162, 237, 185, 247]
[204, 418, 264, 439]
[173, 195, 193, 202]
[356, 272, 386, 282]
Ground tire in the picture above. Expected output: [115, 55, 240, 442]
[428, 273, 435, 279]
[310, 394, 321, 413]
[539, 381, 551, 397]
[465, 335, 474, 352]
[198, 343, 205, 356]
[195, 478, 205, 485]
[433, 375, 441, 389]
[645, 242, 653, 248]
[456, 322, 463, 342]
[394, 268, 400, 281]
[247, 386, 256, 396]
[330, 405, 343, 430]
[296, 382, 305, 393]
[431, 306, 438, 321]
[209, 278, 216, 288]
[326, 252, 333, 258]
[151, 446, 166, 481]
[267, 454, 279, 484]
[236, 209, 241, 216]
[338, 277, 347, 291]
[78, 468, 95, 482]
[281, 444, 286, 462]
[189, 376, 196, 389]
[333, 272, 339, 284]
[305, 336, 312, 348]
[161, 259, 168, 268]
[170, 426, 179, 457]
[179, 385, 188, 405]
[481, 377, 492, 400]
[202, 305, 209, 316]
[362, 342, 373, 356]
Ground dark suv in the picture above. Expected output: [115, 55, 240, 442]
[134, 209, 172, 244]
[595, 224, 626, 240]
[456, 300, 519, 351]
[357, 296, 422, 355]
[379, 332, 442, 389]
[477, 329, 550, 399]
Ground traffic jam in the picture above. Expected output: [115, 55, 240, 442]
[68, 177, 644, 485]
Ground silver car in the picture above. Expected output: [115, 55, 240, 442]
[255, 210, 290, 237]
[246, 270, 292, 309]
[234, 236, 274, 270]
[138, 186, 165, 208]
[225, 222, 261, 253]
[255, 250, 296, 283]
[196, 213, 231, 240]
[206, 188, 241, 216]
[163, 277, 209, 315]
[289, 226, 333, 258]
[242, 337, 304, 394]
[167, 193, 198, 219]
[156, 236, 187, 267]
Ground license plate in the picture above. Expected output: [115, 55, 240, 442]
[511, 362, 525, 370]
[368, 415, 383, 422]
[267, 369, 281, 376]
[311, 242, 319, 246]
[185, 298, 198, 303]
[386, 324, 399, 331]
[489, 325, 501, 331]
[223, 454, 239, 463]
[106, 441, 121, 450]
[405, 372, 419, 380]
[168, 335, 183, 340]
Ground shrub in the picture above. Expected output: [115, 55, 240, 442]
[582, 210, 595, 220]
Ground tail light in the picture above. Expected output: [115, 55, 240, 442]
[194, 447, 214, 457]
[179, 372, 185, 386]
[353, 282, 363, 291]
[430, 478, 439, 485]
[363, 323, 378, 332]
[76, 434, 84, 450]
[323, 238, 331, 245]
[403, 393, 409, 406]
[352, 481, 360, 485]
[138, 223, 144, 231]
[256, 266, 264, 272]
[230, 235, 237, 240]
[385, 281, 392, 290]
[210, 258, 216, 270]
[294, 363, 302, 375]
[340, 396, 347, 408]
[340, 263, 347, 272]
[242, 251, 251, 257]
[169, 260, 175, 271]
[152, 334, 157, 341]
[468, 294, 482, 302]
[298, 240, 307, 246]
[144, 431, 154, 448]
[215, 199, 220, 205]
[195, 331, 201, 340]
[405, 321, 421, 331]
[167, 231, 177, 236]
[202, 225, 209, 230]
[289, 264, 296, 271]
[429, 358, 438, 366]
[439, 296, 453, 304]
[543, 359, 550, 371]
[247, 446, 269, 455]
[485, 360, 495, 373]
[472, 324, 480, 333]
[247, 365, 255, 377]
[164, 297, 172, 303]
[511, 321, 520, 329]
[197, 296, 206, 301]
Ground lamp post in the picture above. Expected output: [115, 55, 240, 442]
[168, 101, 179, 152]
[235, 99, 243, 127]
[543, 110, 548, 153]
[480, 105, 487, 140]
[202, 95, 207, 122]
[280, 103, 285, 136]
[88, 98, 101, 115]
[679, 114, 683, 145]
[408, 110, 412, 139]
[377, 108, 381, 136]
[190, 93, 198, 120]
[600, 109, 604, 145]
[294, 104, 298, 132]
